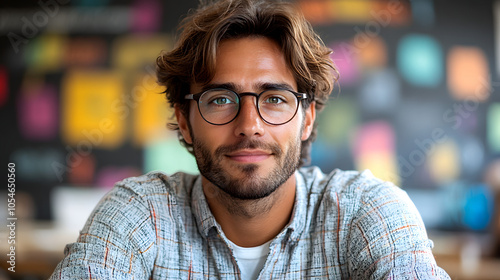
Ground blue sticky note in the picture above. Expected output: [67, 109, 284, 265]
[397, 34, 443, 87]
[463, 184, 494, 231]
[411, 0, 435, 27]
[359, 69, 401, 114]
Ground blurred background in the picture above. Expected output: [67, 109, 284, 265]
[0, 0, 499, 279]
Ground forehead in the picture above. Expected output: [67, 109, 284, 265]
[196, 37, 297, 92]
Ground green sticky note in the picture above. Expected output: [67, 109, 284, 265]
[144, 138, 199, 175]
[488, 103, 500, 153]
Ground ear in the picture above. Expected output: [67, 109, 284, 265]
[175, 104, 193, 145]
[301, 102, 316, 141]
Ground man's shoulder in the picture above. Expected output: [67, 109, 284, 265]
[113, 171, 200, 199]
[298, 166, 406, 205]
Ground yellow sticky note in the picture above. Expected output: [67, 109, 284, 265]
[132, 74, 171, 146]
[112, 34, 172, 70]
[357, 152, 400, 186]
[330, 0, 372, 23]
[447, 46, 490, 101]
[61, 70, 125, 149]
[427, 140, 460, 185]
[25, 34, 65, 72]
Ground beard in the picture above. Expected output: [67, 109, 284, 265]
[192, 136, 302, 200]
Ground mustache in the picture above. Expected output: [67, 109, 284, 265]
[214, 139, 282, 157]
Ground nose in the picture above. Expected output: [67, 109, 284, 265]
[234, 96, 265, 137]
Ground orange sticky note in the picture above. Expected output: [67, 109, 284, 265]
[356, 35, 388, 69]
[61, 70, 126, 149]
[447, 46, 490, 101]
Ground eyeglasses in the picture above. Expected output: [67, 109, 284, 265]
[185, 88, 308, 125]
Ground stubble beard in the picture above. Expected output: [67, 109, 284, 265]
[192, 136, 301, 201]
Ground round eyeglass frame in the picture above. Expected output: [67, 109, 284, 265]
[184, 88, 308, 126]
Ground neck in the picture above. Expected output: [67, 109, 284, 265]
[202, 174, 296, 247]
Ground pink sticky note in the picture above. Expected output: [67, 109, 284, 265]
[353, 121, 396, 159]
[96, 166, 142, 189]
[329, 41, 361, 86]
[131, 0, 162, 33]
[18, 84, 58, 140]
[0, 67, 7, 107]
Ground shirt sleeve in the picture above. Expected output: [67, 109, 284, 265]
[49, 183, 157, 279]
[347, 180, 450, 279]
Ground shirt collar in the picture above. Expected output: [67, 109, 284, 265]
[190, 171, 308, 240]
[284, 170, 307, 242]
[191, 176, 219, 237]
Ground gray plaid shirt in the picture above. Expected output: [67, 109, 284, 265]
[51, 167, 450, 279]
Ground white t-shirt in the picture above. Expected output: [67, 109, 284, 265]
[226, 239, 271, 280]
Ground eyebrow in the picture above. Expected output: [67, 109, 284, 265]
[200, 82, 296, 93]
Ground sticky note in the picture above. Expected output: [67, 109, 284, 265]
[131, 0, 162, 33]
[463, 184, 494, 231]
[61, 70, 125, 148]
[411, 0, 435, 27]
[68, 154, 95, 186]
[359, 69, 400, 114]
[487, 103, 500, 153]
[64, 37, 107, 67]
[10, 148, 63, 182]
[330, 0, 372, 23]
[310, 139, 338, 172]
[460, 136, 484, 177]
[427, 140, 460, 185]
[298, 0, 332, 25]
[330, 42, 361, 86]
[18, 83, 58, 140]
[24, 34, 65, 72]
[494, 1, 500, 78]
[484, 159, 500, 192]
[317, 98, 359, 147]
[132, 74, 171, 146]
[357, 36, 387, 69]
[447, 46, 490, 101]
[144, 139, 199, 175]
[353, 121, 399, 185]
[298, 0, 410, 26]
[96, 166, 141, 189]
[397, 34, 443, 87]
[0, 67, 7, 107]
[73, 0, 110, 7]
[112, 34, 172, 70]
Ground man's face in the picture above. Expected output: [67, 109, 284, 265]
[176, 37, 315, 200]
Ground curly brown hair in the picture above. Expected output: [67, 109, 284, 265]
[156, 0, 338, 166]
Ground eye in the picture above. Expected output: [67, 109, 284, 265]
[212, 97, 233, 105]
[264, 96, 285, 104]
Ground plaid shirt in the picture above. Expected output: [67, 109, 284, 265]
[50, 167, 450, 279]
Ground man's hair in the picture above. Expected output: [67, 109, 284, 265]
[156, 0, 338, 166]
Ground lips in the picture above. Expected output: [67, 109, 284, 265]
[225, 150, 272, 163]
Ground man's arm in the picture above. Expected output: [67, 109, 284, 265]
[348, 182, 450, 279]
[49, 183, 157, 279]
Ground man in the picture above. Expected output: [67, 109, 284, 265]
[51, 0, 450, 279]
